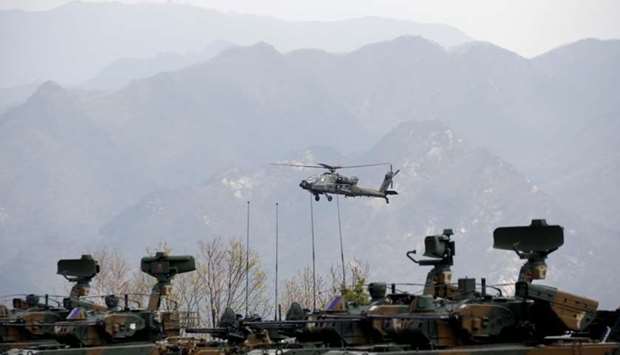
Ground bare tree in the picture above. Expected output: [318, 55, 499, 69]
[281, 266, 328, 313]
[328, 258, 370, 296]
[84, 246, 156, 308]
[170, 271, 205, 327]
[127, 268, 155, 309]
[199, 238, 227, 326]
[281, 259, 371, 314]
[197, 238, 270, 326]
[83, 240, 274, 327]
[89, 247, 132, 297]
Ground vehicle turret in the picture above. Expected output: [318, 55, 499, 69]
[57, 254, 100, 307]
[141, 252, 196, 312]
[407, 229, 456, 298]
[52, 252, 197, 348]
[493, 219, 563, 283]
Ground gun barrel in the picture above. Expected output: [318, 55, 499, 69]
[184, 327, 227, 334]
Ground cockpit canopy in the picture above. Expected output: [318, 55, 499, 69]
[304, 173, 359, 186]
[336, 175, 359, 185]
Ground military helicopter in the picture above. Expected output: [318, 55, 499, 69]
[273, 162, 400, 203]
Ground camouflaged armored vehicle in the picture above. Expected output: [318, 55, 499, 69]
[1, 252, 196, 355]
[0, 255, 103, 352]
[185, 220, 620, 355]
[4, 220, 620, 355]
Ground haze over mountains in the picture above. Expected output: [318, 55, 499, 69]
[82, 40, 236, 91]
[0, 1, 470, 88]
[0, 3, 618, 308]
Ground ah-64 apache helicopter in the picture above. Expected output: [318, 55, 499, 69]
[273, 162, 400, 203]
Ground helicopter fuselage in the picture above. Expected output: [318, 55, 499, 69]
[299, 172, 396, 203]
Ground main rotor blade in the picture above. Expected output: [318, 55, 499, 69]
[272, 162, 392, 170]
[334, 162, 391, 169]
[318, 162, 339, 170]
[271, 163, 325, 169]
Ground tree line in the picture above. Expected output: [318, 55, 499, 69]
[85, 238, 369, 327]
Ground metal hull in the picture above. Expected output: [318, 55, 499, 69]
[3, 343, 159, 355]
[249, 343, 620, 355]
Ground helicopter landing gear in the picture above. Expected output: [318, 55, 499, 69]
[385, 197, 390, 204]
[314, 194, 320, 202]
[326, 194, 333, 202]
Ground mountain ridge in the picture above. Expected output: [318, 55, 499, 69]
[1, 36, 618, 306]
[0, 1, 472, 88]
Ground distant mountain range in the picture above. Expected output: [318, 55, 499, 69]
[0, 1, 471, 88]
[0, 82, 41, 115]
[0, 40, 235, 114]
[0, 35, 618, 307]
[82, 40, 236, 91]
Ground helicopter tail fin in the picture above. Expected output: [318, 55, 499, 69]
[379, 165, 400, 194]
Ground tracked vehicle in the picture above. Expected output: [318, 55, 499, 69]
[186, 220, 620, 355]
[4, 220, 620, 355]
[2, 252, 196, 355]
[0, 255, 102, 352]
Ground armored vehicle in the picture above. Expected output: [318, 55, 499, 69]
[186, 220, 620, 355]
[0, 255, 101, 352]
[4, 220, 620, 355]
[2, 252, 196, 355]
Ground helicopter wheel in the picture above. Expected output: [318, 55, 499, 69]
[314, 194, 320, 202]
[326, 195, 333, 202]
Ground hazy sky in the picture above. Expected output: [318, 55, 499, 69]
[2, 0, 620, 57]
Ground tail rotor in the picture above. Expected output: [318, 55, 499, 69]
[388, 164, 400, 188]
[380, 164, 400, 195]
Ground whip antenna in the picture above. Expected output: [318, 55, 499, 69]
[274, 202, 279, 320]
[336, 196, 346, 289]
[245, 200, 250, 317]
[309, 194, 317, 312]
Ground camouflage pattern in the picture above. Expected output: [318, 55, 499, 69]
[183, 220, 620, 354]
[453, 303, 516, 338]
[49, 252, 195, 349]
[4, 343, 160, 354]
[1, 253, 197, 354]
[4, 220, 620, 355]
[159, 312, 181, 338]
[0, 306, 8, 319]
[1, 256, 101, 352]
[247, 343, 620, 355]
[516, 282, 598, 331]
[1, 296, 70, 351]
